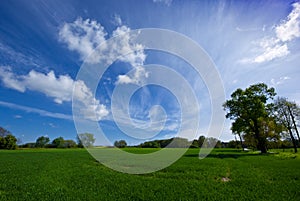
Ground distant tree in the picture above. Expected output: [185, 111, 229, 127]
[223, 83, 277, 153]
[0, 134, 17, 150]
[114, 140, 127, 148]
[0, 127, 17, 150]
[19, 142, 36, 148]
[227, 140, 240, 149]
[202, 137, 220, 148]
[35, 136, 50, 148]
[190, 139, 199, 148]
[52, 137, 65, 148]
[198, 136, 205, 147]
[77, 133, 95, 148]
[273, 97, 300, 153]
[63, 140, 77, 148]
[215, 140, 222, 148]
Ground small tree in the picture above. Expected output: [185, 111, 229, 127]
[0, 134, 17, 150]
[52, 137, 65, 148]
[35, 136, 50, 148]
[63, 140, 77, 148]
[77, 133, 95, 148]
[273, 97, 300, 153]
[114, 140, 127, 148]
[198, 136, 205, 147]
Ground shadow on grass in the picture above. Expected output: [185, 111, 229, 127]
[184, 151, 259, 159]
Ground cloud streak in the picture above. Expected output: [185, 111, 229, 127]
[0, 100, 73, 120]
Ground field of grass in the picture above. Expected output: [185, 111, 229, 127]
[0, 148, 299, 200]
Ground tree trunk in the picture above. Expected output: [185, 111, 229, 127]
[238, 134, 244, 151]
[254, 120, 267, 153]
[288, 128, 297, 153]
[288, 105, 300, 143]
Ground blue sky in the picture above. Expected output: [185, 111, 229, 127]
[0, 0, 300, 145]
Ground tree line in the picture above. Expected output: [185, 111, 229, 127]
[1, 83, 299, 152]
[0, 128, 95, 150]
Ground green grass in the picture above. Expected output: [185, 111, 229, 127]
[0, 148, 299, 200]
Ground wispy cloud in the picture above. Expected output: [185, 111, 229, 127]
[153, 0, 172, 6]
[0, 67, 109, 121]
[112, 14, 122, 26]
[0, 100, 73, 120]
[14, 115, 22, 119]
[270, 76, 291, 86]
[240, 2, 300, 64]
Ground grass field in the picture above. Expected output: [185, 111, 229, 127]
[0, 148, 299, 200]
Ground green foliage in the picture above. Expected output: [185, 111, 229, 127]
[35, 136, 50, 148]
[114, 140, 127, 148]
[77, 133, 95, 148]
[51, 137, 65, 148]
[223, 83, 277, 153]
[63, 140, 77, 148]
[189, 139, 199, 148]
[0, 134, 17, 150]
[198, 135, 205, 147]
[0, 149, 299, 200]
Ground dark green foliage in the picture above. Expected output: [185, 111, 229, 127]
[114, 140, 127, 148]
[189, 139, 199, 148]
[0, 134, 17, 150]
[63, 140, 77, 148]
[51, 137, 65, 148]
[35, 136, 50, 148]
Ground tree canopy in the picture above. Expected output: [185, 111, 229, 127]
[223, 83, 277, 153]
[35, 136, 50, 148]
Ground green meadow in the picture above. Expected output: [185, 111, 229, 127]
[0, 148, 299, 201]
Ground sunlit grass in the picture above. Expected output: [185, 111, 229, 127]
[0, 148, 299, 200]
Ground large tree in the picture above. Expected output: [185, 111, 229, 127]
[223, 83, 277, 153]
[273, 97, 300, 153]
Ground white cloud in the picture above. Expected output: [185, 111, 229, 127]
[59, 17, 147, 85]
[253, 39, 289, 63]
[0, 67, 109, 121]
[241, 3, 300, 64]
[116, 66, 149, 85]
[0, 66, 26, 92]
[59, 17, 107, 62]
[275, 2, 300, 42]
